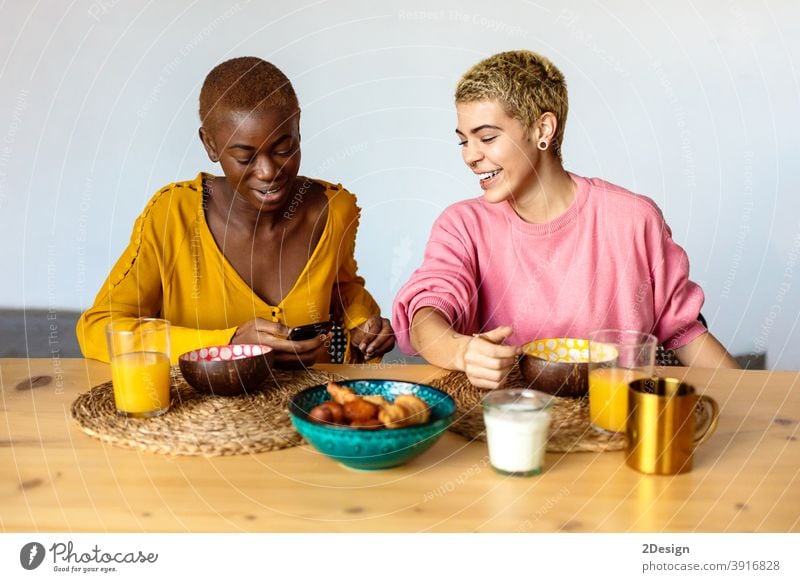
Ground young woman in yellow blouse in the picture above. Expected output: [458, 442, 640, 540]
[77, 57, 394, 365]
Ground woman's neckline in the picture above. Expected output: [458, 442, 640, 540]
[197, 172, 333, 308]
[493, 172, 588, 236]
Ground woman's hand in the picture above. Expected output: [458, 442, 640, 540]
[232, 318, 330, 367]
[458, 325, 521, 390]
[349, 316, 395, 362]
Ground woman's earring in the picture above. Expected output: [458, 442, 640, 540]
[538, 141, 548, 151]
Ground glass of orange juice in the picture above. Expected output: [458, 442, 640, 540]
[106, 318, 171, 418]
[588, 329, 656, 434]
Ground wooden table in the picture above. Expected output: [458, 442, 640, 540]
[1, 358, 798, 532]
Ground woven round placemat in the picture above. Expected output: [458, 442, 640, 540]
[71, 367, 342, 456]
[430, 366, 625, 453]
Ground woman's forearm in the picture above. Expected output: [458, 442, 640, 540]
[76, 310, 237, 364]
[410, 307, 471, 371]
[673, 331, 740, 369]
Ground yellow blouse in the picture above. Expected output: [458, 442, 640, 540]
[76, 173, 380, 363]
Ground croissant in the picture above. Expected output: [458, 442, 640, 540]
[327, 381, 359, 405]
[343, 398, 379, 422]
[362, 394, 390, 408]
[394, 394, 430, 425]
[378, 403, 410, 429]
[378, 395, 430, 429]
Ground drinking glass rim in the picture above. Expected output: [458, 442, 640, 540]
[482, 388, 554, 411]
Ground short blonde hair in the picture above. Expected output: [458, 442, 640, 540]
[455, 50, 568, 158]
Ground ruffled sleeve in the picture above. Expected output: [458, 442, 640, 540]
[76, 186, 236, 363]
[328, 187, 380, 331]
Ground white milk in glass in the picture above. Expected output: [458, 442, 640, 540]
[482, 391, 552, 476]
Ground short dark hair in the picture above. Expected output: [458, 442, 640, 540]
[199, 57, 299, 129]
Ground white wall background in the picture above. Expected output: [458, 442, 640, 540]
[1, 0, 798, 369]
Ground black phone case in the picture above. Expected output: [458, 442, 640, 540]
[287, 322, 332, 341]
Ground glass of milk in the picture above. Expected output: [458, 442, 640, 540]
[482, 389, 553, 476]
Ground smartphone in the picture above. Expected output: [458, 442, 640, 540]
[286, 321, 332, 341]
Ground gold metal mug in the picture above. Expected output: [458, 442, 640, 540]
[626, 378, 719, 475]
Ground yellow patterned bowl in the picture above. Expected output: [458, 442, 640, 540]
[520, 338, 592, 398]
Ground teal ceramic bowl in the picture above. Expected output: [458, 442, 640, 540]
[288, 379, 456, 470]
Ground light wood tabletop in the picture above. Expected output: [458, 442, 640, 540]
[1, 358, 798, 533]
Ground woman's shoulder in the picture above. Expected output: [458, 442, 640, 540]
[304, 177, 359, 218]
[308, 177, 354, 201]
[139, 173, 205, 227]
[577, 174, 665, 223]
[434, 196, 496, 230]
[116, 175, 203, 261]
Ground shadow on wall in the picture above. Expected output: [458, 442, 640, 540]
[0, 309, 761, 368]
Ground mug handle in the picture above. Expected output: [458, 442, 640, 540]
[693, 395, 720, 446]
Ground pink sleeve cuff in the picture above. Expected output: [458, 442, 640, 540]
[392, 293, 462, 355]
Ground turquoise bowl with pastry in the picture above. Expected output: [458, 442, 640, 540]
[288, 379, 456, 470]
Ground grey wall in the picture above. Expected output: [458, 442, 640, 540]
[1, 0, 798, 368]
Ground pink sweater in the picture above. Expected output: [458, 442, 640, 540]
[392, 173, 706, 354]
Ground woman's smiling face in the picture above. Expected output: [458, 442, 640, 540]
[456, 99, 541, 204]
[201, 107, 302, 212]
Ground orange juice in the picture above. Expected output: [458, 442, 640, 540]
[110, 351, 171, 417]
[589, 367, 647, 432]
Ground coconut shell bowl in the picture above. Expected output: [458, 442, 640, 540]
[519, 338, 592, 398]
[178, 344, 275, 397]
